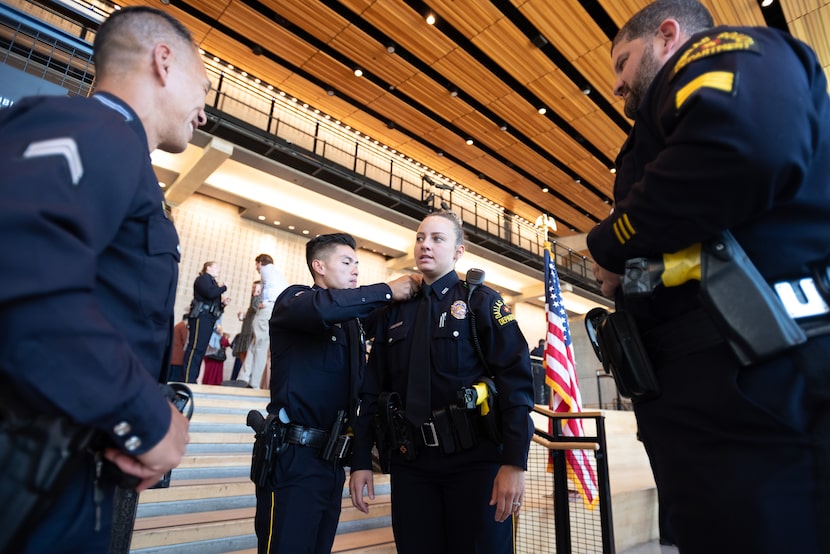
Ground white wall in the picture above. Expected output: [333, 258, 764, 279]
[171, 193, 607, 405]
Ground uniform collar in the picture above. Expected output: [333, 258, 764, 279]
[427, 271, 460, 300]
[91, 92, 149, 153]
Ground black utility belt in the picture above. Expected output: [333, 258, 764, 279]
[284, 423, 352, 460]
[416, 406, 482, 451]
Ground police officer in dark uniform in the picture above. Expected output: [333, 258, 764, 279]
[182, 261, 230, 383]
[253, 233, 417, 554]
[0, 6, 208, 552]
[587, 1, 830, 552]
[350, 211, 534, 554]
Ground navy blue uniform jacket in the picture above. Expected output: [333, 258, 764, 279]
[587, 26, 830, 326]
[352, 271, 534, 470]
[268, 283, 394, 430]
[0, 93, 179, 454]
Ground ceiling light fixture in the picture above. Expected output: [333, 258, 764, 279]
[537, 107, 547, 115]
[761, 0, 774, 6]
[465, 138, 474, 145]
[386, 43, 396, 54]
[426, 13, 436, 25]
[354, 68, 363, 77]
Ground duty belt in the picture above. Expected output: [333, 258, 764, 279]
[285, 424, 329, 449]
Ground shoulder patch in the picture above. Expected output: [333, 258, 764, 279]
[492, 298, 515, 327]
[673, 31, 759, 76]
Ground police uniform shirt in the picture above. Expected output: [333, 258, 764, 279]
[587, 26, 830, 325]
[268, 283, 394, 430]
[353, 271, 534, 470]
[193, 272, 227, 307]
[0, 92, 179, 454]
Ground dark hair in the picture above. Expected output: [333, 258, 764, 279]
[255, 254, 273, 265]
[422, 210, 465, 246]
[613, 0, 714, 50]
[305, 233, 356, 275]
[93, 6, 195, 74]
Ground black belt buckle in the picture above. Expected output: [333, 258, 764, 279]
[420, 421, 439, 447]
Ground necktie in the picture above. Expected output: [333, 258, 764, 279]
[406, 284, 432, 426]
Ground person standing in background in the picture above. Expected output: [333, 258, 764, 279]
[168, 314, 189, 382]
[182, 261, 230, 383]
[239, 254, 286, 389]
[231, 280, 261, 381]
[0, 5, 203, 551]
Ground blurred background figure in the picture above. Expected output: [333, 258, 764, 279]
[231, 280, 261, 382]
[168, 314, 189, 382]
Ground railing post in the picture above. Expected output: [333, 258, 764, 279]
[595, 416, 616, 553]
[551, 423, 573, 553]
[213, 73, 224, 110]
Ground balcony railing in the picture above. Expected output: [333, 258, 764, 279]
[1, 0, 600, 293]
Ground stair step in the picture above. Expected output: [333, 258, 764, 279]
[132, 385, 396, 553]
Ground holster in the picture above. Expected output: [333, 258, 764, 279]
[373, 392, 415, 473]
[247, 410, 286, 488]
[587, 307, 660, 401]
[700, 231, 807, 365]
[320, 410, 352, 465]
[0, 390, 98, 552]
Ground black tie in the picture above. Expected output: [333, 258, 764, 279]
[406, 284, 432, 426]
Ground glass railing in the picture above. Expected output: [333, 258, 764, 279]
[1, 0, 598, 290]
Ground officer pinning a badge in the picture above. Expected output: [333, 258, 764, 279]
[0, 6, 209, 552]
[350, 210, 534, 554]
[587, 1, 830, 552]
[250, 233, 418, 554]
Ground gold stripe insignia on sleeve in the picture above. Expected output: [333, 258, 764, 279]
[675, 71, 735, 110]
[612, 213, 636, 245]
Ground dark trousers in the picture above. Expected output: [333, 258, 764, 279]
[254, 444, 345, 554]
[182, 313, 215, 383]
[18, 454, 115, 554]
[389, 445, 513, 554]
[635, 334, 830, 553]
[167, 364, 184, 383]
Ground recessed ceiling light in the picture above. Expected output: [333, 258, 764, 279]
[257, 215, 265, 221]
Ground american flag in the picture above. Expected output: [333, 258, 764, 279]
[544, 243, 598, 508]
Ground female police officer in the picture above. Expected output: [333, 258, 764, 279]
[182, 261, 229, 383]
[349, 210, 534, 553]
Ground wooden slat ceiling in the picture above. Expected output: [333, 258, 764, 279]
[113, 0, 829, 237]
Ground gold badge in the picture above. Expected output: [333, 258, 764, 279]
[450, 300, 467, 320]
[673, 32, 758, 76]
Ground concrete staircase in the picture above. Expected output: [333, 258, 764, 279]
[129, 384, 395, 554]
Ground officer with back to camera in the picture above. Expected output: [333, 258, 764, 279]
[587, 1, 830, 552]
[253, 233, 418, 553]
[0, 5, 208, 552]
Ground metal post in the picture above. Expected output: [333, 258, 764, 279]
[551, 424, 572, 553]
[595, 416, 616, 553]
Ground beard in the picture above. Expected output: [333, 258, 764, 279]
[623, 45, 663, 119]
